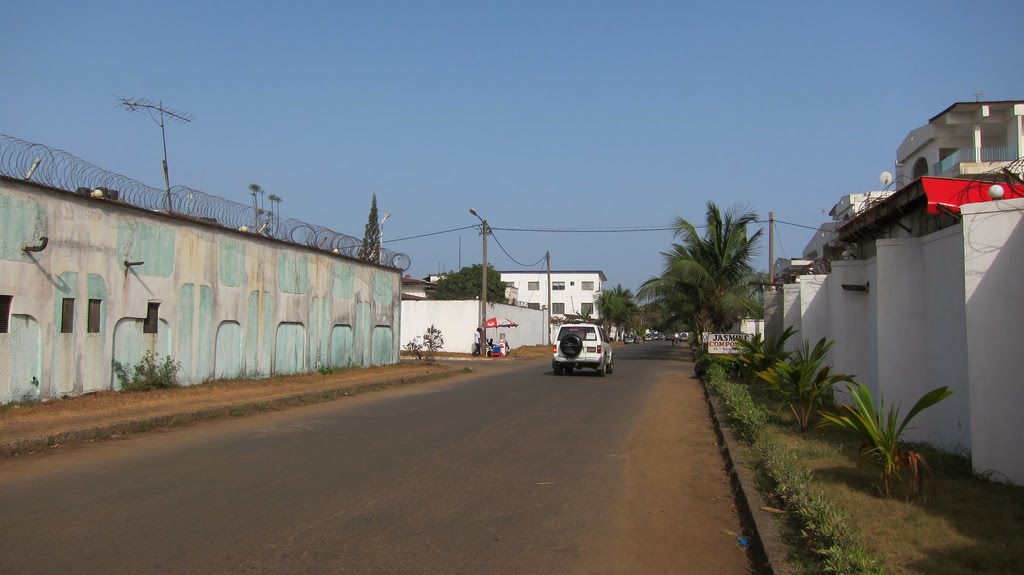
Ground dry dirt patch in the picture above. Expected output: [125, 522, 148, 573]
[0, 362, 457, 449]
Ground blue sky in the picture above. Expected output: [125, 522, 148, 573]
[2, 1, 1020, 292]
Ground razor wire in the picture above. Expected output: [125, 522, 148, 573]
[0, 133, 409, 269]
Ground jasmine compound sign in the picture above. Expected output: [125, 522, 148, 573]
[704, 333, 753, 354]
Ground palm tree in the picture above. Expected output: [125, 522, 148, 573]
[639, 202, 762, 344]
[267, 194, 282, 233]
[595, 284, 638, 338]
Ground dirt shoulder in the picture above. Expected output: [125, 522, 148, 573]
[573, 354, 752, 574]
[0, 361, 474, 457]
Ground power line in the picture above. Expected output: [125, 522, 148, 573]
[492, 225, 677, 233]
[384, 224, 477, 244]
[489, 228, 548, 267]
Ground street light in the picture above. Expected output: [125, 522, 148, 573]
[379, 212, 392, 265]
[469, 208, 488, 333]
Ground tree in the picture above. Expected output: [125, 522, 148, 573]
[430, 264, 508, 303]
[595, 284, 638, 336]
[639, 202, 762, 343]
[357, 194, 381, 262]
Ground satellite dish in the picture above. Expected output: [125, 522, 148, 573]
[880, 171, 894, 187]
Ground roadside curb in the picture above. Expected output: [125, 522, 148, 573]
[700, 377, 794, 575]
[0, 370, 461, 460]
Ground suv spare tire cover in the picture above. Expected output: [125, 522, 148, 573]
[560, 334, 584, 358]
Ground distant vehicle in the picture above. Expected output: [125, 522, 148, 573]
[552, 323, 615, 376]
[623, 333, 636, 344]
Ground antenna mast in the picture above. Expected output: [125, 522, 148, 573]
[116, 96, 193, 212]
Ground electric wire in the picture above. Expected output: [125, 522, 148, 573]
[488, 228, 548, 267]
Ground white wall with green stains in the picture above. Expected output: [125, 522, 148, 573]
[0, 179, 401, 404]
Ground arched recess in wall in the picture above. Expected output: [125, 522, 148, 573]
[275, 322, 307, 375]
[371, 325, 394, 366]
[1, 314, 41, 404]
[215, 321, 244, 380]
[330, 324, 354, 368]
[111, 317, 172, 389]
[912, 157, 929, 179]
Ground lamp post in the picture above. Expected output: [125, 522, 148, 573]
[469, 208, 488, 333]
[379, 212, 392, 265]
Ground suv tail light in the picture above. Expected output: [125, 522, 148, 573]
[597, 345, 602, 354]
[552, 345, 557, 353]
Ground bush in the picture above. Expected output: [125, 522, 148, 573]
[112, 351, 182, 392]
[405, 324, 445, 362]
[703, 361, 883, 573]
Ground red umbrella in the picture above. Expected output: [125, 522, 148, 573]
[485, 317, 518, 356]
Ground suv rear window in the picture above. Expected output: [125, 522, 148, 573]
[557, 326, 597, 341]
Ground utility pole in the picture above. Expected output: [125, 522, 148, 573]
[546, 250, 552, 344]
[469, 208, 488, 332]
[768, 211, 775, 287]
[117, 97, 193, 213]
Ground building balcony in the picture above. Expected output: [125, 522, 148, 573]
[933, 147, 1020, 177]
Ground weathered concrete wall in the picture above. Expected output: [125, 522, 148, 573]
[0, 179, 400, 403]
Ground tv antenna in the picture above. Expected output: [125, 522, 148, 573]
[116, 96, 193, 212]
[971, 90, 985, 102]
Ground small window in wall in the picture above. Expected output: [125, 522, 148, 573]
[581, 303, 594, 316]
[552, 281, 565, 291]
[581, 281, 594, 291]
[88, 299, 102, 333]
[552, 303, 565, 314]
[0, 295, 11, 333]
[61, 298, 75, 333]
[143, 302, 160, 334]
[528, 281, 539, 291]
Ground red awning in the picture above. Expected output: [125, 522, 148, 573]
[921, 177, 1024, 214]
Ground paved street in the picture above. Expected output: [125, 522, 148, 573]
[0, 344, 750, 574]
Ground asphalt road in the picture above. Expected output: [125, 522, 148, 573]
[0, 343, 741, 574]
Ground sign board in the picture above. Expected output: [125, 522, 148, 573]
[706, 333, 752, 355]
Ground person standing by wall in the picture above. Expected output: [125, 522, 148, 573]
[473, 328, 482, 356]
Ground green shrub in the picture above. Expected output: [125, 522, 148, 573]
[755, 338, 855, 432]
[112, 351, 182, 392]
[703, 359, 883, 574]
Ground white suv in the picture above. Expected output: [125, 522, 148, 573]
[552, 323, 614, 376]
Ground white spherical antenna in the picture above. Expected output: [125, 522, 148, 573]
[988, 184, 1005, 200]
[880, 171, 894, 187]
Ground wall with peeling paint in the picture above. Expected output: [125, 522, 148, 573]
[0, 179, 401, 404]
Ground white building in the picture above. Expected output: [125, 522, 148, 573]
[499, 270, 607, 320]
[896, 100, 1024, 182]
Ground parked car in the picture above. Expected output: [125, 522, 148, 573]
[623, 333, 636, 344]
[552, 323, 615, 376]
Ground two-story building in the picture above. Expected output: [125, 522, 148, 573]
[499, 270, 606, 321]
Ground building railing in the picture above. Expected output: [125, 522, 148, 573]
[934, 146, 1020, 175]
[0, 133, 410, 269]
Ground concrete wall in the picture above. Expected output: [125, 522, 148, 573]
[962, 199, 1024, 483]
[400, 300, 549, 354]
[0, 180, 401, 404]
[767, 199, 1024, 482]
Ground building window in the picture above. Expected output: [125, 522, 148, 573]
[581, 303, 594, 316]
[528, 281, 540, 291]
[552, 281, 565, 291]
[0, 295, 11, 333]
[527, 303, 540, 310]
[581, 281, 594, 291]
[552, 303, 565, 314]
[61, 298, 75, 333]
[88, 299, 102, 333]
[143, 302, 160, 334]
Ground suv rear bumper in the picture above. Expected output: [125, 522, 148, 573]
[553, 358, 605, 370]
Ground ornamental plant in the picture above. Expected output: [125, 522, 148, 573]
[755, 337, 854, 432]
[820, 383, 953, 497]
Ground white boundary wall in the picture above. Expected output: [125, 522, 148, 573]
[767, 197, 1024, 483]
[400, 300, 549, 354]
